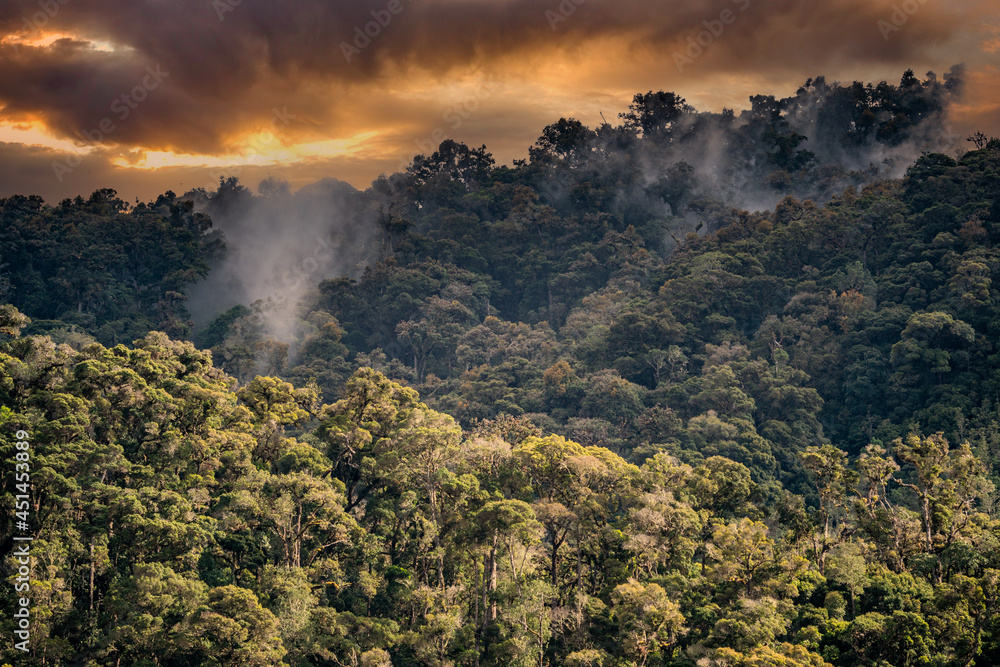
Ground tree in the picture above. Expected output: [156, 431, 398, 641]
[259, 470, 353, 568]
[611, 579, 686, 665]
[801, 445, 858, 571]
[408, 140, 495, 187]
[890, 311, 975, 385]
[317, 368, 421, 511]
[892, 432, 992, 582]
[528, 118, 596, 166]
[193, 585, 288, 666]
[706, 519, 775, 597]
[619, 91, 693, 140]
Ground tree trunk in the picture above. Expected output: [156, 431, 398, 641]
[430, 486, 444, 589]
[576, 521, 582, 592]
[294, 504, 302, 568]
[551, 541, 559, 587]
[488, 538, 498, 622]
[474, 553, 481, 667]
[89, 539, 96, 612]
[538, 614, 544, 667]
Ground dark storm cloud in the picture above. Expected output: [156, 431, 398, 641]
[0, 0, 985, 154]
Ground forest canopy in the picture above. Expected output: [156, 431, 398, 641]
[3, 69, 1000, 666]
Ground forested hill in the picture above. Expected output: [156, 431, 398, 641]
[3, 69, 1000, 666]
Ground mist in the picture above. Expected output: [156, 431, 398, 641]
[530, 66, 967, 230]
[181, 67, 969, 353]
[184, 175, 381, 350]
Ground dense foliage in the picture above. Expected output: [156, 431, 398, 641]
[3, 69, 1000, 666]
[0, 189, 221, 345]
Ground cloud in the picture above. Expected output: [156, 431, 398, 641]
[0, 0, 996, 201]
[0, 138, 409, 204]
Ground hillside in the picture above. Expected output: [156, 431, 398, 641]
[2, 70, 1000, 666]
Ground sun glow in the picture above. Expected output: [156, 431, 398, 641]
[2, 31, 120, 52]
[0, 121, 92, 154]
[109, 131, 382, 170]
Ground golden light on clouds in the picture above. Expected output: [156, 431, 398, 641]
[113, 131, 383, 171]
[0, 120, 88, 154]
[950, 65, 1000, 131]
[0, 0, 995, 202]
[1, 31, 121, 52]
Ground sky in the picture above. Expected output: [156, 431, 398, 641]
[0, 0, 997, 204]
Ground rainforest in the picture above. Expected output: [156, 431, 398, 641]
[2, 70, 1000, 667]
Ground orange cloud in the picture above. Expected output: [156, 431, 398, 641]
[0, 0, 996, 201]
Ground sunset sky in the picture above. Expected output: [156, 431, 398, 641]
[0, 0, 997, 203]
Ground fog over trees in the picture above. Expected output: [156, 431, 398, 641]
[4, 69, 1000, 666]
